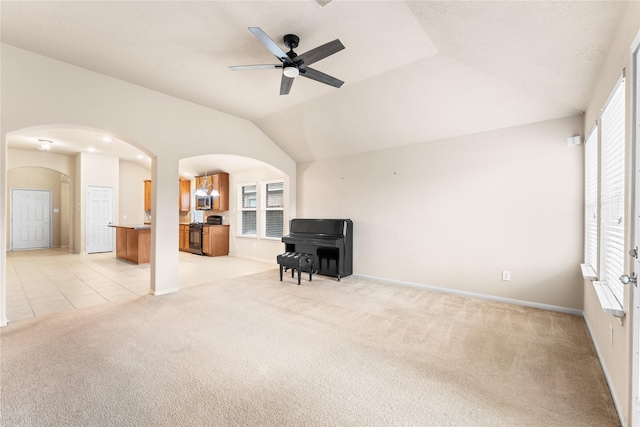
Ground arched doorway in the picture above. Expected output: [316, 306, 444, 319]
[4, 125, 153, 322]
[7, 167, 71, 251]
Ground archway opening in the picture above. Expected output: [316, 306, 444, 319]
[4, 125, 153, 322]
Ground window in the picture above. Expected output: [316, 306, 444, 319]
[240, 184, 257, 236]
[264, 181, 284, 238]
[583, 126, 598, 278]
[600, 76, 626, 305]
[237, 180, 285, 239]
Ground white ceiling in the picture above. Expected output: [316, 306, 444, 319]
[0, 0, 628, 165]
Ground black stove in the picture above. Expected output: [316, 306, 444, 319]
[188, 216, 223, 255]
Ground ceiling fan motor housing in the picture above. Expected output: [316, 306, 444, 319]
[283, 34, 299, 50]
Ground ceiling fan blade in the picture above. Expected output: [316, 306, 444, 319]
[229, 64, 283, 71]
[248, 27, 292, 64]
[296, 39, 345, 66]
[299, 67, 344, 88]
[280, 74, 294, 95]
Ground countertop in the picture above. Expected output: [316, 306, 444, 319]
[108, 224, 151, 230]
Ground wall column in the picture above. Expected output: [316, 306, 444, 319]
[150, 155, 180, 295]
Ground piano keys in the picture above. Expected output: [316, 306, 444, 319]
[281, 218, 353, 281]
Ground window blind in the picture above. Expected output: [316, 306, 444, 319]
[600, 77, 626, 305]
[584, 127, 598, 272]
[240, 184, 257, 236]
[242, 211, 257, 235]
[264, 181, 284, 238]
[265, 210, 284, 238]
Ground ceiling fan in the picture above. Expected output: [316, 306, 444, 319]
[229, 27, 345, 95]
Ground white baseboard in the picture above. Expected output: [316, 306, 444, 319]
[354, 274, 583, 315]
[583, 316, 627, 427]
[151, 287, 180, 296]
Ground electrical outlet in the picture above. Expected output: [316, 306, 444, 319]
[502, 271, 511, 281]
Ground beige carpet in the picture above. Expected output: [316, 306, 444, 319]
[1, 270, 619, 426]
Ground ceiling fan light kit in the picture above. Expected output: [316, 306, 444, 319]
[283, 66, 299, 78]
[229, 27, 345, 95]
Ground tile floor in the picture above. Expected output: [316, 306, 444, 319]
[6, 248, 277, 323]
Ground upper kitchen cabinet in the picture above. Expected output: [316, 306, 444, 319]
[143, 179, 193, 212]
[212, 172, 229, 211]
[144, 180, 152, 212]
[179, 180, 191, 211]
[195, 172, 229, 211]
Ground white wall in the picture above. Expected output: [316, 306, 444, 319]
[118, 160, 151, 226]
[582, 2, 640, 425]
[298, 115, 584, 310]
[8, 148, 75, 176]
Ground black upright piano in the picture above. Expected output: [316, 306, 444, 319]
[281, 218, 353, 281]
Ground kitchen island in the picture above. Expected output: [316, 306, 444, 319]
[109, 225, 151, 264]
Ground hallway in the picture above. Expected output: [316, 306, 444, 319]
[5, 248, 276, 323]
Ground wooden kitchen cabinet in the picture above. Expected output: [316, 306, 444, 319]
[179, 224, 189, 252]
[202, 226, 210, 255]
[202, 225, 229, 257]
[179, 180, 191, 211]
[144, 180, 152, 211]
[111, 225, 151, 264]
[212, 172, 229, 211]
[144, 179, 192, 212]
[195, 172, 229, 211]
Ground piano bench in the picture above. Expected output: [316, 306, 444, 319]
[277, 252, 315, 285]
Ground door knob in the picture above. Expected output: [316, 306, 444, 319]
[619, 273, 637, 285]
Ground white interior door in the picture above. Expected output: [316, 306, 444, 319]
[86, 186, 114, 254]
[10, 189, 52, 250]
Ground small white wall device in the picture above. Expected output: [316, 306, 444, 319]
[566, 135, 582, 147]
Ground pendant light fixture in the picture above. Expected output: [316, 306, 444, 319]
[194, 155, 220, 197]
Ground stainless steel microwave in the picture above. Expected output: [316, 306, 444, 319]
[196, 195, 212, 210]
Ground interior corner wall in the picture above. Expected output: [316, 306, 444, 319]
[298, 115, 584, 310]
[581, 2, 640, 426]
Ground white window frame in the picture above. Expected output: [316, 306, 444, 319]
[237, 179, 286, 240]
[262, 179, 284, 240]
[238, 182, 257, 237]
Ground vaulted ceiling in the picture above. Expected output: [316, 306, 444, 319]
[0, 1, 628, 164]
